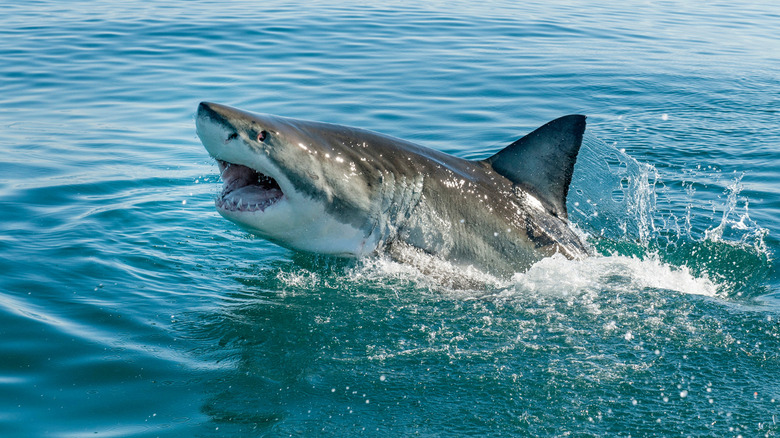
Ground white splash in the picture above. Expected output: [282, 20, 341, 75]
[508, 253, 719, 298]
[337, 249, 719, 300]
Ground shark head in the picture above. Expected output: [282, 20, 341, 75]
[195, 102, 384, 256]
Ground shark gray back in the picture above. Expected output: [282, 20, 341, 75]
[196, 102, 588, 277]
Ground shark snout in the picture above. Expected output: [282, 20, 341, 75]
[196, 101, 228, 130]
[197, 101, 260, 125]
[197, 101, 215, 114]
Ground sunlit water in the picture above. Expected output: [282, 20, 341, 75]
[1, 1, 779, 436]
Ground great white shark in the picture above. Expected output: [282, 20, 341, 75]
[195, 102, 589, 277]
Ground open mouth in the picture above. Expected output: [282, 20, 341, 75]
[216, 160, 284, 212]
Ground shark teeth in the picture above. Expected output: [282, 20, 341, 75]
[216, 160, 284, 213]
[216, 195, 280, 212]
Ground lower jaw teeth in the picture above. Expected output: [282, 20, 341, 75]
[216, 198, 275, 212]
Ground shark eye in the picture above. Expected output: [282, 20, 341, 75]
[257, 130, 268, 142]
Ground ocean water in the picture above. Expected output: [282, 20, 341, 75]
[1, 0, 779, 436]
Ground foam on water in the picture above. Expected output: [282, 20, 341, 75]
[328, 250, 719, 300]
[509, 253, 718, 297]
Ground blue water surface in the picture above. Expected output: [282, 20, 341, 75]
[1, 0, 779, 436]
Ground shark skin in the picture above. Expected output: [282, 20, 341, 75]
[196, 102, 589, 277]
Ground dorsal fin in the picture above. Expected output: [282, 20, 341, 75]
[482, 115, 586, 219]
